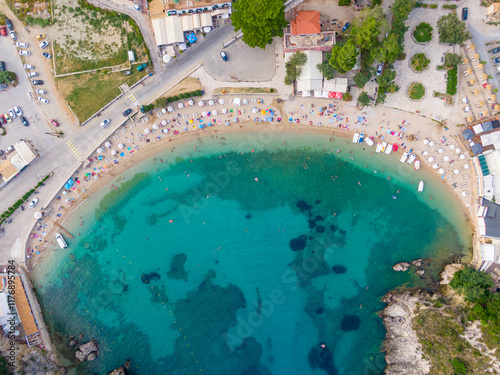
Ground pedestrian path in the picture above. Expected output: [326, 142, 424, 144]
[129, 93, 140, 107]
[66, 140, 82, 159]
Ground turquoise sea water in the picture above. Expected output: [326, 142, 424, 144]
[32, 132, 472, 375]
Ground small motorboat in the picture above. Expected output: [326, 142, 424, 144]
[400, 152, 408, 163]
[55, 233, 68, 249]
[418, 181, 424, 193]
[365, 137, 374, 147]
[376, 143, 382, 153]
[352, 133, 360, 143]
[359, 133, 364, 143]
[414, 160, 421, 170]
[381, 141, 387, 153]
[384, 143, 393, 154]
[407, 154, 416, 164]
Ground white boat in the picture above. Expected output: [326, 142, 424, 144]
[400, 152, 408, 163]
[375, 143, 382, 153]
[364, 137, 374, 147]
[414, 160, 421, 170]
[55, 233, 67, 249]
[352, 133, 360, 143]
[407, 153, 416, 164]
[384, 143, 393, 154]
[381, 141, 387, 153]
[418, 181, 424, 193]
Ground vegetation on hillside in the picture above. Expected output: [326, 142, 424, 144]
[437, 12, 470, 45]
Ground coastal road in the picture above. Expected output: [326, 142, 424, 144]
[0, 22, 238, 266]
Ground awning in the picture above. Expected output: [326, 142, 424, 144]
[471, 143, 484, 155]
[462, 128, 474, 140]
[473, 124, 484, 134]
[64, 178, 75, 190]
[181, 15, 194, 31]
[200, 13, 212, 27]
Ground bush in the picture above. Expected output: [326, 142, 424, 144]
[446, 66, 458, 95]
[339, 0, 351, 5]
[410, 53, 430, 71]
[342, 92, 352, 101]
[430, 4, 438, 8]
[413, 22, 433, 43]
[443, 4, 457, 9]
[371, 0, 382, 6]
[167, 97, 173, 103]
[407, 82, 425, 100]
[415, 2, 428, 7]
[353, 71, 372, 88]
[451, 358, 467, 375]
[172, 95, 180, 102]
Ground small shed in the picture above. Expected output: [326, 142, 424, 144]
[128, 50, 135, 62]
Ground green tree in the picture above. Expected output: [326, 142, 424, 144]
[451, 358, 468, 375]
[437, 13, 470, 45]
[329, 40, 359, 73]
[317, 53, 335, 79]
[353, 70, 372, 88]
[284, 51, 307, 85]
[231, 0, 287, 49]
[352, 17, 381, 50]
[445, 53, 462, 67]
[154, 97, 168, 108]
[450, 267, 495, 302]
[0, 71, 16, 85]
[358, 91, 371, 106]
[352, 5, 388, 34]
[378, 33, 401, 63]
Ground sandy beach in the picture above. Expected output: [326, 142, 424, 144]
[26, 94, 477, 268]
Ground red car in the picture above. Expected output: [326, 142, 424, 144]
[0, 26, 7, 37]
[0, 115, 5, 125]
[50, 119, 60, 127]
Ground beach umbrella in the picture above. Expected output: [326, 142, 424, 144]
[464, 106, 470, 112]
[198, 101, 205, 107]
[198, 124, 204, 129]
[438, 148, 444, 154]
[144, 128, 150, 134]
[438, 168, 445, 174]
[179, 43, 187, 51]
[219, 99, 224, 105]
[118, 143, 124, 149]
[462, 97, 468, 103]
[428, 156, 434, 162]
[474, 54, 480, 60]
[459, 153, 466, 160]
[111, 150, 117, 156]
[443, 155, 450, 161]
[105, 141, 111, 148]
[189, 119, 193, 124]
[463, 164, 470, 169]
[495, 105, 500, 111]
[461, 191, 469, 196]
[473, 89, 479, 95]
[188, 100, 194, 106]
[432, 163, 440, 169]
[423, 139, 429, 145]
[152, 124, 159, 130]
[470, 44, 476, 50]
[491, 94, 497, 101]
[450, 144, 456, 150]
[429, 141, 435, 147]
[222, 108, 227, 114]
[455, 148, 462, 154]
[467, 116, 473, 122]
[422, 150, 429, 156]
[466, 69, 472, 74]
[209, 100, 215, 106]
[482, 73, 488, 80]
[34, 211, 42, 219]
[252, 107, 258, 113]
[469, 79, 476, 85]
[213, 110, 218, 116]
[478, 64, 484, 70]
[162, 120, 167, 126]
[202, 111, 207, 117]
[486, 84, 492, 90]
[97, 148, 103, 154]
[167, 106, 174, 112]
[178, 103, 184, 109]
[261, 110, 266, 115]
[453, 169, 460, 175]
[478, 101, 485, 107]
[463, 58, 469, 64]
[225, 121, 230, 126]
[161, 108, 166, 114]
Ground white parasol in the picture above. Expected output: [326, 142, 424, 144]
[422, 150, 429, 156]
[222, 108, 227, 114]
[461, 191, 469, 196]
[219, 99, 224, 105]
[432, 163, 440, 169]
[162, 108, 166, 114]
[463, 164, 470, 169]
[144, 128, 151, 134]
[453, 169, 460, 175]
[423, 139, 429, 145]
[97, 148, 103, 154]
[450, 144, 456, 150]
[202, 111, 207, 117]
[34, 211, 42, 219]
[198, 101, 205, 107]
[443, 155, 450, 161]
[162, 120, 167, 126]
[459, 154, 466, 159]
[209, 100, 215, 106]
[167, 106, 174, 112]
[188, 100, 194, 106]
[118, 143, 124, 149]
[437, 148, 443, 154]
[455, 148, 461, 154]
[428, 141, 435, 147]
[428, 156, 434, 162]
[111, 150, 117, 156]
[252, 107, 258, 113]
[178, 103, 184, 109]
[105, 141, 111, 148]
[438, 168, 445, 174]
[153, 124, 159, 130]
[213, 110, 218, 116]
[243, 99, 248, 105]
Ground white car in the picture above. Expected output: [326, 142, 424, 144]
[38, 96, 49, 104]
[36, 89, 47, 95]
[29, 198, 39, 208]
[19, 50, 30, 56]
[8, 109, 16, 119]
[28, 72, 38, 77]
[16, 42, 28, 48]
[100, 118, 110, 129]
[39, 41, 49, 49]
[13, 106, 23, 116]
[23, 64, 34, 70]
[10, 31, 16, 40]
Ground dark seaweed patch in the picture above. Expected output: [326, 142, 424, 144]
[289, 235, 307, 251]
[308, 219, 317, 229]
[341, 315, 361, 332]
[332, 265, 347, 274]
[316, 225, 326, 233]
[141, 272, 161, 284]
[245, 213, 252, 219]
[296, 200, 312, 213]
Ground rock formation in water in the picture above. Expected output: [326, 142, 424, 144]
[75, 340, 99, 361]
[392, 262, 411, 272]
[109, 360, 131, 375]
[381, 290, 431, 375]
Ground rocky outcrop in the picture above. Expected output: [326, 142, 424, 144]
[381, 290, 431, 375]
[440, 263, 464, 285]
[76, 340, 99, 361]
[392, 262, 411, 272]
[109, 361, 131, 375]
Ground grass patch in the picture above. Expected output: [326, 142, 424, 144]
[6, 0, 51, 22]
[213, 87, 277, 94]
[443, 4, 457, 9]
[413, 22, 433, 43]
[415, 2, 428, 7]
[446, 67, 458, 95]
[410, 53, 430, 71]
[0, 12, 6, 24]
[162, 77, 202, 98]
[56, 68, 147, 122]
[408, 82, 425, 100]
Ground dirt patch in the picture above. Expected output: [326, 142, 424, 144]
[163, 77, 202, 98]
[213, 87, 277, 94]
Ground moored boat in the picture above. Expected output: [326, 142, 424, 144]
[353, 133, 360, 143]
[365, 137, 374, 147]
[359, 133, 364, 143]
[376, 143, 382, 153]
[407, 153, 416, 164]
[55, 233, 67, 249]
[384, 144, 393, 154]
[381, 142, 387, 153]
[414, 160, 421, 170]
[400, 152, 408, 163]
[418, 181, 424, 193]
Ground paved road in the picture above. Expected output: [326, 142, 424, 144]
[0, 21, 237, 266]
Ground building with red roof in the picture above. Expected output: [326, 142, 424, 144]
[284, 10, 335, 53]
[290, 11, 321, 35]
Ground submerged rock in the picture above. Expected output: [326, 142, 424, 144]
[245, 213, 252, 219]
[332, 265, 347, 274]
[296, 200, 312, 213]
[340, 315, 361, 332]
[75, 340, 99, 362]
[416, 269, 425, 277]
[289, 235, 307, 251]
[141, 272, 161, 284]
[308, 219, 317, 229]
[308, 342, 337, 374]
[393, 262, 411, 272]
[167, 253, 188, 281]
[69, 339, 78, 347]
[316, 225, 326, 233]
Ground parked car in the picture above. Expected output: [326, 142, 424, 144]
[376, 64, 383, 76]
[133, 4, 141, 11]
[38, 96, 49, 104]
[220, 51, 228, 61]
[462, 7, 468, 21]
[100, 118, 110, 129]
[0, 26, 6, 37]
[36, 89, 47, 95]
[42, 52, 52, 59]
[491, 47, 500, 54]
[0, 116, 5, 125]
[5, 18, 13, 31]
[29, 198, 39, 208]
[4, 113, 11, 123]
[50, 119, 60, 127]
[342, 22, 350, 32]
[32, 80, 43, 85]
[0, 61, 5, 71]
[23, 64, 34, 70]
[20, 116, 28, 127]
[19, 50, 30, 56]
[122, 108, 132, 116]
[28, 72, 38, 77]
[10, 31, 17, 40]
[36, 34, 45, 40]
[39, 41, 49, 49]
[14, 106, 23, 116]
[8, 109, 16, 119]
[15, 41, 28, 48]
[494, 57, 500, 64]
